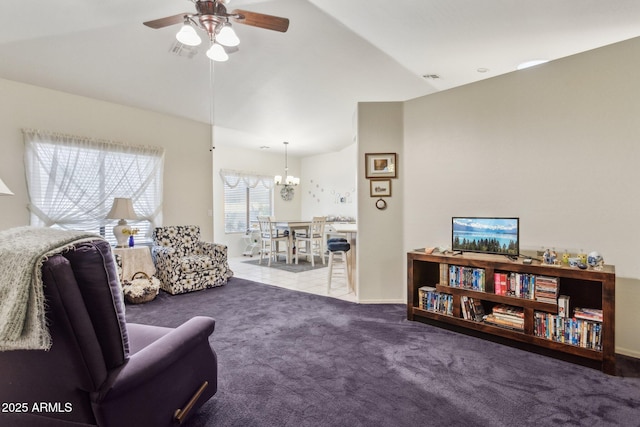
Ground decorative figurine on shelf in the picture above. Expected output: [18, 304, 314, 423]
[123, 228, 139, 248]
[588, 251, 604, 270]
[568, 257, 580, 268]
[543, 249, 557, 265]
[577, 250, 588, 265]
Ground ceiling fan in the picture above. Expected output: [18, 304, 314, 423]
[144, 0, 290, 61]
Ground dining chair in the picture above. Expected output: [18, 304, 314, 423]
[257, 216, 289, 266]
[327, 237, 353, 293]
[294, 216, 327, 267]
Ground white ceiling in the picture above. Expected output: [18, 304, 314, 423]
[1, 0, 640, 156]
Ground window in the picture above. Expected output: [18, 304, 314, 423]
[220, 170, 274, 233]
[23, 129, 164, 245]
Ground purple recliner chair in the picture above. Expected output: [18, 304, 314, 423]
[0, 240, 217, 426]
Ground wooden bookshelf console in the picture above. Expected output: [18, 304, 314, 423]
[407, 250, 616, 374]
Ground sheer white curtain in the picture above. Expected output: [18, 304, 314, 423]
[23, 129, 165, 243]
[219, 169, 274, 233]
[219, 169, 275, 190]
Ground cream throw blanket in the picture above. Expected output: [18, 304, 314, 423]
[0, 226, 102, 351]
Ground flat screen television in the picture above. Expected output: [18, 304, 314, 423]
[452, 217, 519, 256]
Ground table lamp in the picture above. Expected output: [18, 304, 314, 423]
[106, 197, 137, 247]
[0, 178, 14, 195]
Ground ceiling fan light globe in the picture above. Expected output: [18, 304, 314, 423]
[217, 25, 240, 47]
[206, 43, 229, 62]
[176, 24, 202, 46]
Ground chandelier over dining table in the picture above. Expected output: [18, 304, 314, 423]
[274, 141, 299, 200]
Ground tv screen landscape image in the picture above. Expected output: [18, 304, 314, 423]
[452, 217, 519, 256]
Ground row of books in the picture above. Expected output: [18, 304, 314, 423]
[534, 276, 560, 304]
[534, 311, 602, 350]
[493, 272, 559, 303]
[483, 304, 524, 331]
[494, 272, 534, 299]
[418, 286, 454, 316]
[460, 296, 485, 322]
[448, 265, 486, 291]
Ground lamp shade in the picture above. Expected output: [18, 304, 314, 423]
[0, 178, 13, 196]
[106, 198, 137, 220]
[217, 25, 240, 47]
[0, 179, 13, 196]
[107, 198, 137, 248]
[206, 43, 229, 62]
[176, 23, 202, 46]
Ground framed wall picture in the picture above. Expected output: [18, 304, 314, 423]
[370, 179, 392, 197]
[365, 153, 397, 178]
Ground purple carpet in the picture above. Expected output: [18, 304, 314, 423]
[124, 277, 640, 426]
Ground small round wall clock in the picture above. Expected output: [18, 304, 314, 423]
[375, 198, 387, 210]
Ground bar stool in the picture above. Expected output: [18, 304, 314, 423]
[327, 238, 352, 293]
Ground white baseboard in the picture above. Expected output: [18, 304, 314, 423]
[356, 298, 405, 304]
[615, 346, 640, 359]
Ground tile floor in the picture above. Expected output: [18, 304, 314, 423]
[228, 255, 357, 303]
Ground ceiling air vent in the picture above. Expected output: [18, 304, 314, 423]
[169, 41, 199, 59]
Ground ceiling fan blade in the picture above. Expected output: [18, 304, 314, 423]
[144, 13, 188, 29]
[231, 9, 290, 33]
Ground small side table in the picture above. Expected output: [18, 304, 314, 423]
[112, 246, 156, 282]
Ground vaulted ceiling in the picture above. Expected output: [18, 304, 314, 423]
[1, 0, 639, 156]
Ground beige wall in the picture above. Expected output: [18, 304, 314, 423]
[357, 102, 405, 303]
[0, 78, 214, 240]
[300, 144, 357, 220]
[402, 37, 640, 357]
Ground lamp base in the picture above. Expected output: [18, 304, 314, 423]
[113, 220, 130, 248]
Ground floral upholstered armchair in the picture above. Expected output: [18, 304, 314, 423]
[152, 225, 233, 295]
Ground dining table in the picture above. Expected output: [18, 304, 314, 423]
[272, 220, 311, 264]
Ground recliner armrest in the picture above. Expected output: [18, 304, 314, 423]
[99, 316, 215, 397]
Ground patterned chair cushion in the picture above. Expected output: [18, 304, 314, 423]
[179, 255, 215, 273]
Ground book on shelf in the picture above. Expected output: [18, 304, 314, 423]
[439, 263, 449, 286]
[471, 298, 485, 322]
[483, 314, 524, 331]
[494, 272, 508, 296]
[460, 296, 485, 322]
[418, 286, 436, 310]
[460, 295, 469, 319]
[418, 286, 453, 316]
[535, 276, 559, 303]
[492, 304, 524, 318]
[558, 295, 570, 318]
[573, 307, 603, 322]
[449, 265, 485, 291]
[510, 273, 536, 299]
[484, 304, 524, 331]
